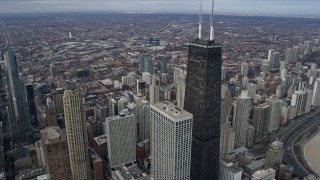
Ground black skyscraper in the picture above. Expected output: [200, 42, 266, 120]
[184, 38, 222, 179]
[26, 84, 38, 126]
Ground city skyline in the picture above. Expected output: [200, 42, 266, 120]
[0, 0, 319, 17]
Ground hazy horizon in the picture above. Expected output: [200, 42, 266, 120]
[0, 0, 319, 18]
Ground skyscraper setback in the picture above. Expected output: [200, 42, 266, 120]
[184, 0, 222, 178]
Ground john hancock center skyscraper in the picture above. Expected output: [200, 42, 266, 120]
[184, 0, 222, 179]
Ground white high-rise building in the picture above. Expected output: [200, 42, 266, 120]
[281, 69, 287, 79]
[242, 77, 249, 90]
[122, 74, 137, 87]
[150, 73, 160, 104]
[232, 91, 251, 148]
[150, 102, 192, 180]
[251, 168, 276, 180]
[176, 69, 187, 109]
[241, 62, 249, 77]
[247, 83, 257, 98]
[312, 78, 320, 107]
[50, 63, 56, 79]
[142, 72, 151, 84]
[284, 48, 292, 63]
[105, 109, 136, 168]
[291, 90, 307, 116]
[266, 97, 281, 132]
[305, 89, 313, 113]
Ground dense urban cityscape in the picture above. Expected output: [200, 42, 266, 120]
[0, 0, 320, 180]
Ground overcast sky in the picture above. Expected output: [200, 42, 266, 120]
[0, 0, 319, 17]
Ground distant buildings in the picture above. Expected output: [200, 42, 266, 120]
[139, 54, 153, 73]
[149, 73, 160, 104]
[241, 62, 249, 77]
[150, 102, 192, 180]
[63, 83, 90, 179]
[50, 63, 56, 79]
[176, 68, 187, 109]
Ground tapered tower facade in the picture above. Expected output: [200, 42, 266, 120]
[63, 83, 90, 180]
[4, 48, 31, 142]
[184, 1, 222, 178]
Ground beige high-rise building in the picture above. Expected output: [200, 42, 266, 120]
[63, 83, 90, 180]
[149, 73, 160, 104]
[41, 126, 72, 180]
[220, 124, 235, 160]
[265, 139, 284, 168]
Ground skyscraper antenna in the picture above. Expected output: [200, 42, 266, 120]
[198, 1, 203, 39]
[210, 0, 215, 41]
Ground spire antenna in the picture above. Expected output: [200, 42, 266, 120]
[198, 1, 203, 39]
[210, 0, 215, 41]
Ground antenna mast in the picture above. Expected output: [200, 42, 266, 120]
[198, 1, 203, 39]
[210, 0, 215, 41]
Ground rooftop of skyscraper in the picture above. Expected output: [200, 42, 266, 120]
[152, 101, 192, 121]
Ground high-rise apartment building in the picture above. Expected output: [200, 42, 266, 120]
[138, 54, 153, 73]
[184, 37, 222, 179]
[63, 83, 90, 180]
[41, 127, 72, 180]
[253, 104, 270, 142]
[312, 78, 320, 107]
[247, 83, 257, 98]
[265, 139, 284, 168]
[4, 48, 31, 142]
[149, 73, 160, 104]
[241, 62, 249, 77]
[220, 124, 235, 160]
[105, 109, 136, 168]
[150, 102, 192, 180]
[266, 97, 281, 132]
[176, 68, 187, 109]
[291, 90, 307, 116]
[138, 100, 150, 142]
[232, 91, 251, 148]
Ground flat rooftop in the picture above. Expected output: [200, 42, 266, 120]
[151, 101, 192, 122]
[93, 134, 108, 145]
